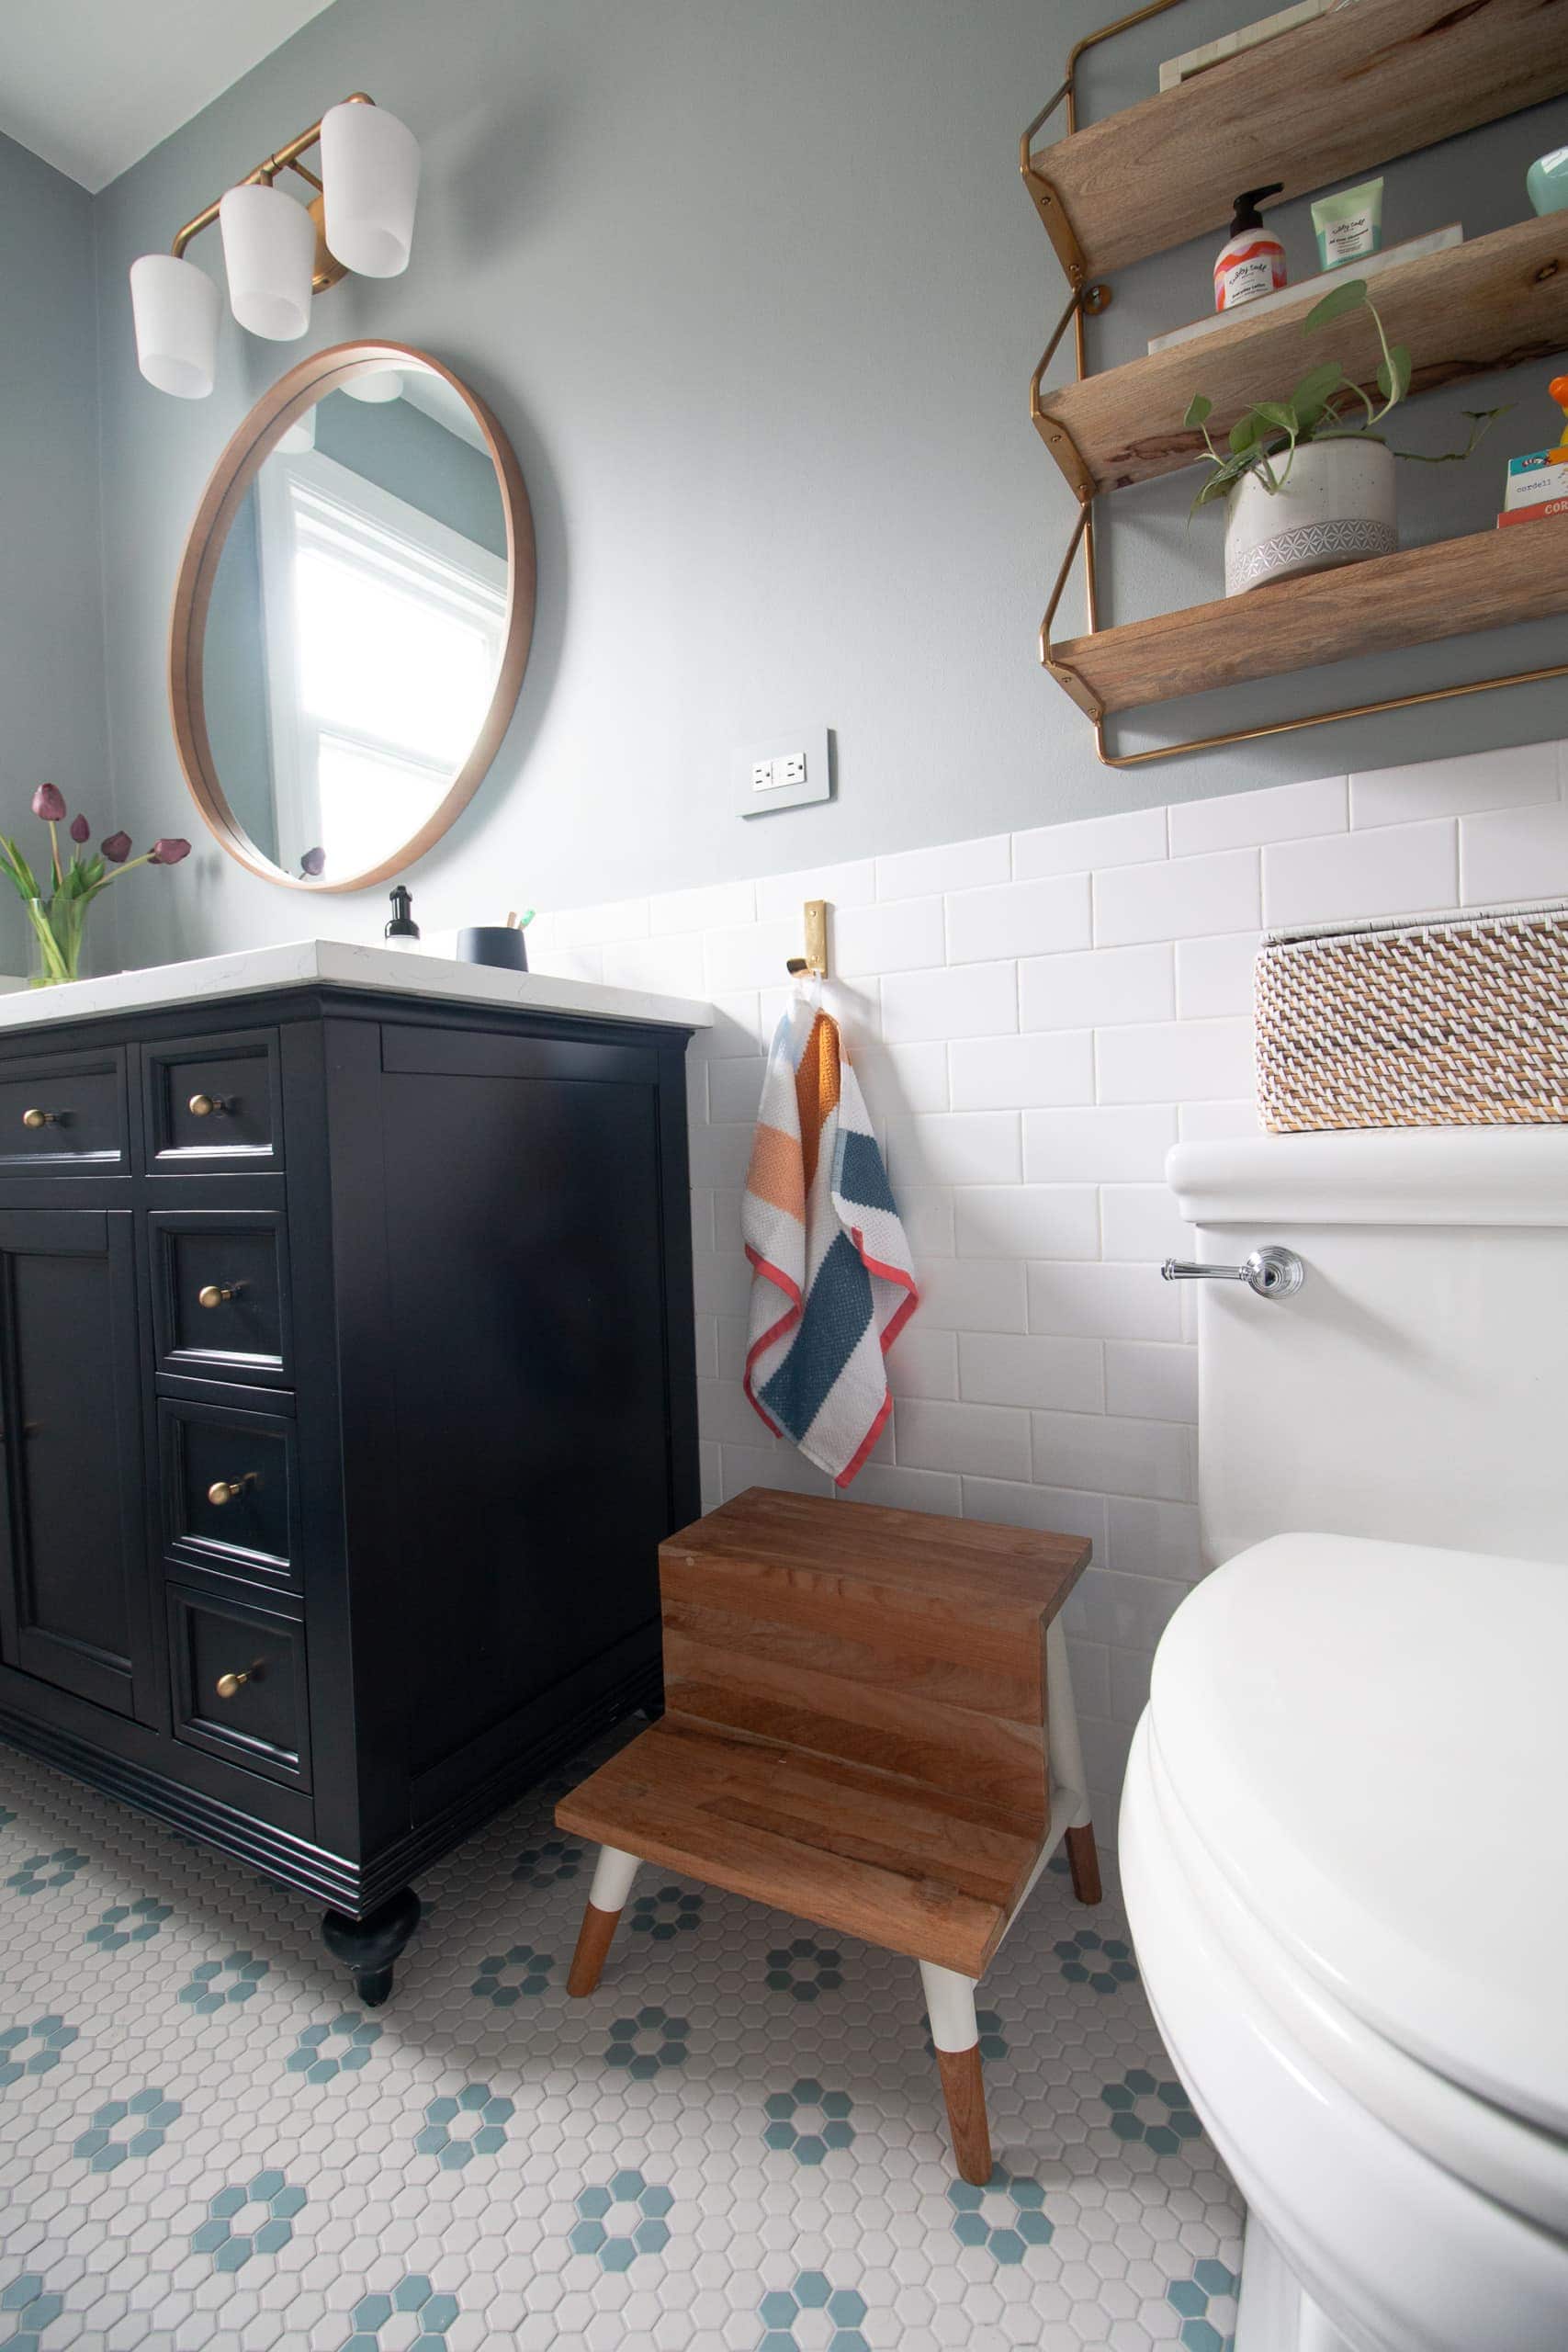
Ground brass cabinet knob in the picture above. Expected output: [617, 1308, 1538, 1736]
[197, 1283, 236, 1309]
[188, 1091, 231, 1117]
[215, 1670, 250, 1699]
[207, 1474, 257, 1507]
[21, 1108, 60, 1129]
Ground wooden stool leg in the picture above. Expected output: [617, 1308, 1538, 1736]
[1065, 1823, 1102, 1905]
[1046, 1619, 1101, 1906]
[919, 1962, 993, 2187]
[566, 1845, 640, 1996]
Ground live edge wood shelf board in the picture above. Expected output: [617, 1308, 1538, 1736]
[1024, 0, 1568, 283]
[1021, 0, 1568, 765]
[1038, 213, 1568, 496]
[1049, 520, 1568, 718]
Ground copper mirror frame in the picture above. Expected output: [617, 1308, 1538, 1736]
[169, 340, 536, 894]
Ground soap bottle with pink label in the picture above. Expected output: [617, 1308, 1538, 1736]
[1213, 186, 1287, 313]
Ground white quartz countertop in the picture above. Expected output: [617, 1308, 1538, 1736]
[0, 939, 713, 1034]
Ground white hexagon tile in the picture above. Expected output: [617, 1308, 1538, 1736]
[0, 1735, 1242, 2351]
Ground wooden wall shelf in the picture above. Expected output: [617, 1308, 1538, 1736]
[1048, 521, 1568, 717]
[1038, 214, 1568, 495]
[1025, 0, 1568, 281]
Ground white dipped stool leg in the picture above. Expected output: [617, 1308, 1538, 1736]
[1046, 1619, 1101, 1904]
[566, 1845, 640, 1996]
[919, 1961, 992, 2186]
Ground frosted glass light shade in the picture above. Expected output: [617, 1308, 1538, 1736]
[321, 100, 420, 277]
[129, 253, 220, 398]
[341, 368, 404, 404]
[220, 182, 315, 340]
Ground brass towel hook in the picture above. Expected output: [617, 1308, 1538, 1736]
[785, 900, 829, 979]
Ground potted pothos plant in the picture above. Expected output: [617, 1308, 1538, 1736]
[1184, 277, 1502, 596]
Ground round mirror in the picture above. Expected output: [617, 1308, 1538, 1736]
[171, 342, 536, 892]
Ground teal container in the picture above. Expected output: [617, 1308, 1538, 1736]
[1528, 145, 1568, 215]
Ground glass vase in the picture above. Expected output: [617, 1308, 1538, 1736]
[24, 897, 85, 989]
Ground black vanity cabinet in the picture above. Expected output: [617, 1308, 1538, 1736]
[0, 978, 699, 1999]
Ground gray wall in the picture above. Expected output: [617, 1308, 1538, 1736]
[0, 131, 111, 974]
[74, 0, 1568, 967]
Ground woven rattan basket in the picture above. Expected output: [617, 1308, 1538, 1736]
[1254, 898, 1568, 1133]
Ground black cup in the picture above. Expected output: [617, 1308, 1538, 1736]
[457, 925, 528, 971]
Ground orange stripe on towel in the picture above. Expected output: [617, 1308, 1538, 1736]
[795, 1012, 841, 1193]
[745, 1122, 807, 1221]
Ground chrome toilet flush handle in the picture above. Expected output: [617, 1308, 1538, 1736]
[1161, 1247, 1304, 1299]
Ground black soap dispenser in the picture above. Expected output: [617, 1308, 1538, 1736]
[384, 885, 421, 951]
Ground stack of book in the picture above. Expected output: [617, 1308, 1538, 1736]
[1497, 446, 1568, 530]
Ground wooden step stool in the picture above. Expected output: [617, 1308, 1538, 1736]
[556, 1486, 1099, 2184]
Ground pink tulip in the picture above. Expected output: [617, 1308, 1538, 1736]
[101, 832, 131, 864]
[32, 783, 65, 823]
[150, 838, 191, 865]
[69, 815, 90, 844]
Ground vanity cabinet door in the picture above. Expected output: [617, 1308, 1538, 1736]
[0, 1211, 152, 1720]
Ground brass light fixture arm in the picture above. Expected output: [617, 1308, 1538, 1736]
[169, 92, 375, 263]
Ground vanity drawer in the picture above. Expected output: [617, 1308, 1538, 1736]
[143, 1032, 282, 1171]
[158, 1396, 298, 1595]
[168, 1584, 310, 1791]
[149, 1210, 290, 1388]
[0, 1047, 127, 1172]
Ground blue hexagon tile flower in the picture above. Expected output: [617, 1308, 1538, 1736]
[761, 2078, 855, 2166]
[756, 2269, 870, 2352]
[604, 2006, 689, 2077]
[568, 2169, 674, 2270]
[1056, 1926, 1139, 1993]
[510, 1837, 583, 1888]
[0, 2018, 76, 2090]
[946, 2165, 1054, 2262]
[1167, 2256, 1240, 2351]
[5, 1849, 86, 1897]
[338, 2273, 460, 2352]
[763, 1936, 843, 2002]
[285, 2014, 381, 2084]
[0, 2269, 66, 2350]
[71, 2087, 181, 2172]
[177, 1951, 268, 2014]
[469, 1945, 555, 2006]
[413, 2082, 513, 2169]
[1100, 2067, 1205, 2155]
[190, 2171, 306, 2273]
[85, 1898, 171, 1952]
[628, 1883, 704, 1942]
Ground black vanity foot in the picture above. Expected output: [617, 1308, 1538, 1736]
[321, 1886, 422, 2007]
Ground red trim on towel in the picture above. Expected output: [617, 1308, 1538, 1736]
[741, 1242, 802, 1435]
[835, 1389, 893, 1487]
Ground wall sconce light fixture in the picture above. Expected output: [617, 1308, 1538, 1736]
[129, 93, 420, 400]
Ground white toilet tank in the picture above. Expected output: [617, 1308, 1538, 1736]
[1166, 1126, 1568, 1573]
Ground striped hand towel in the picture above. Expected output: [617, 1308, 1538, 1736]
[741, 989, 918, 1485]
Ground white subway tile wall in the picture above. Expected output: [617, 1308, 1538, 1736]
[529, 737, 1568, 1841]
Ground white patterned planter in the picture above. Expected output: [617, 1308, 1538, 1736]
[1224, 439, 1396, 597]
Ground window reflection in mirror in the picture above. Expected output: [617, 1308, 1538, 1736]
[202, 366, 507, 885]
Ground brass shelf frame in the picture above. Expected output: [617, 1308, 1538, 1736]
[1021, 2, 1568, 767]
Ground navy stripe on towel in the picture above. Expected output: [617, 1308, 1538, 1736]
[835, 1127, 897, 1216]
[758, 1230, 874, 1442]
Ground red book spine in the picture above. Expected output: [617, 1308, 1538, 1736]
[1495, 498, 1568, 528]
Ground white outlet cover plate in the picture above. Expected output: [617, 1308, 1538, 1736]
[734, 726, 831, 817]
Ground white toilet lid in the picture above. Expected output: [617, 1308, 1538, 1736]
[1147, 1532, 1568, 2136]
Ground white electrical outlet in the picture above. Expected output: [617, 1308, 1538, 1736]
[733, 729, 831, 818]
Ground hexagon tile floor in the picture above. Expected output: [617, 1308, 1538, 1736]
[0, 1730, 1242, 2351]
